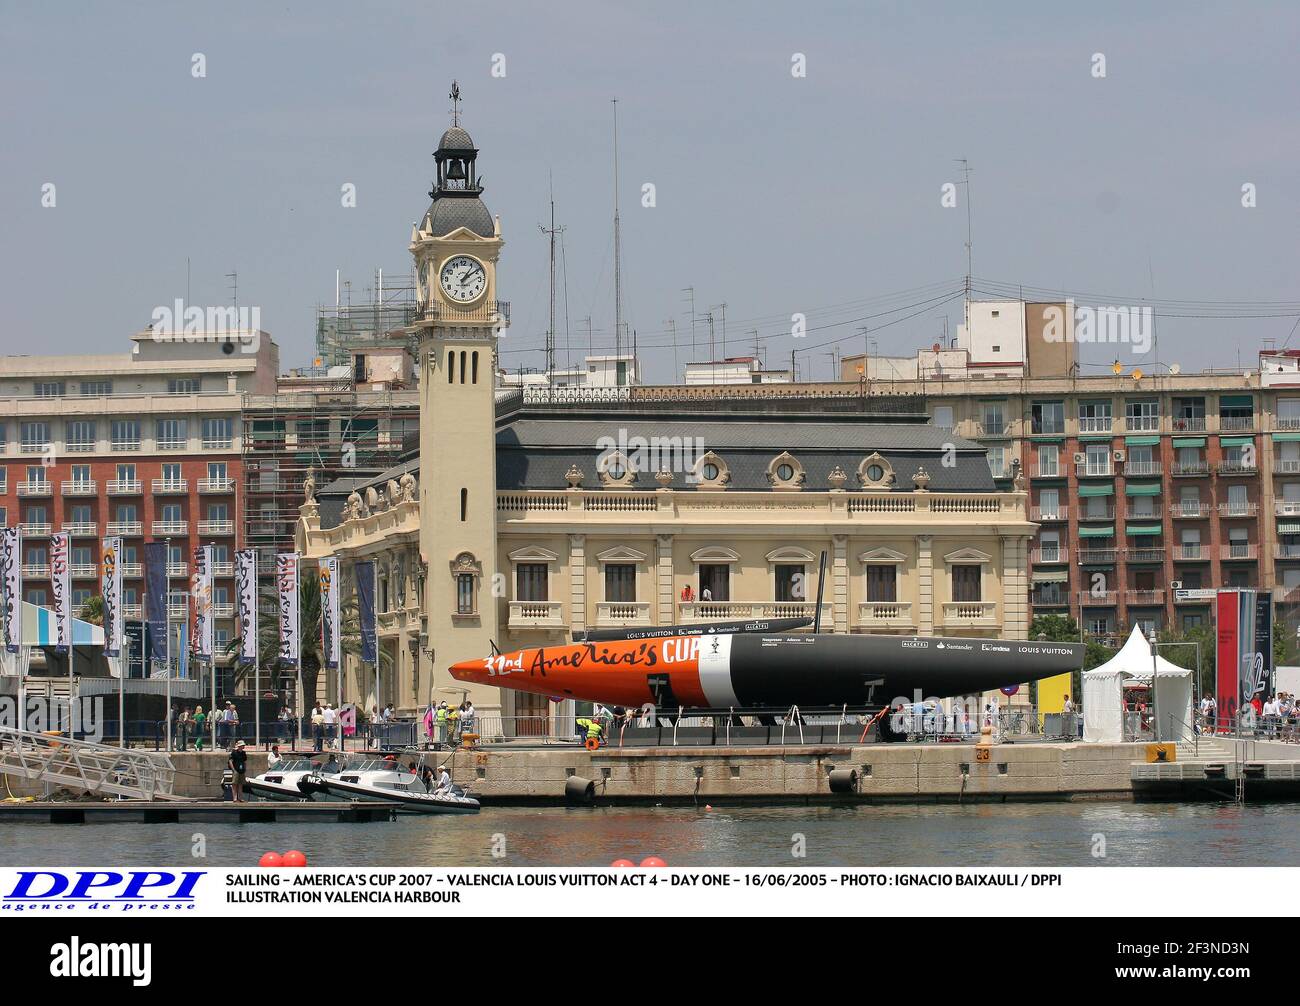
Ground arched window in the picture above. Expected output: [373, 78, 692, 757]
[447, 350, 455, 383]
[459, 351, 467, 384]
[460, 487, 468, 521]
[472, 351, 479, 384]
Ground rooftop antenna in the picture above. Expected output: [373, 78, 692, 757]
[611, 97, 623, 361]
[539, 170, 565, 395]
[560, 228, 572, 373]
[665, 318, 678, 384]
[682, 287, 696, 357]
[955, 158, 973, 342]
[226, 270, 238, 312]
[711, 302, 728, 359]
[704, 311, 716, 382]
[581, 315, 593, 357]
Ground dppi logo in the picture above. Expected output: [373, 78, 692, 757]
[3, 871, 202, 912]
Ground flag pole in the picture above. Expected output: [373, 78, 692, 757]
[296, 555, 304, 748]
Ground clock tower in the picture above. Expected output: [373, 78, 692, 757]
[410, 85, 507, 710]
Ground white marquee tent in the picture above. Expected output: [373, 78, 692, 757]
[1082, 624, 1195, 744]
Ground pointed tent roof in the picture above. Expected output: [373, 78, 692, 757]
[1083, 624, 1192, 681]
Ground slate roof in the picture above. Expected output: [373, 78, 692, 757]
[424, 196, 494, 238]
[314, 408, 999, 529]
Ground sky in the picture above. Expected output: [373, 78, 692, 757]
[1, 1, 1297, 384]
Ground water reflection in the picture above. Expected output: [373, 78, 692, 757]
[3, 802, 1297, 867]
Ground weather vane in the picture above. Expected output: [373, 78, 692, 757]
[449, 80, 462, 126]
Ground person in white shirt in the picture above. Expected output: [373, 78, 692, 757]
[435, 767, 452, 792]
[322, 703, 338, 749]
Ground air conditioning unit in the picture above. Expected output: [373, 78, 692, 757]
[1171, 581, 1183, 590]
[1073, 453, 1087, 464]
[1113, 450, 1127, 462]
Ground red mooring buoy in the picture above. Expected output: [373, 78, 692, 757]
[258, 851, 284, 868]
[282, 850, 308, 867]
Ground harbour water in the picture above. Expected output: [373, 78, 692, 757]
[2, 801, 1299, 867]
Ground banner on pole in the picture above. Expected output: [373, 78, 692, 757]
[49, 531, 71, 654]
[355, 559, 376, 664]
[1251, 591, 1272, 707]
[277, 553, 300, 666]
[191, 545, 213, 660]
[0, 526, 21, 654]
[236, 549, 258, 663]
[101, 537, 123, 657]
[144, 542, 169, 661]
[320, 557, 340, 670]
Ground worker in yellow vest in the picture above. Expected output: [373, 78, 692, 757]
[435, 702, 449, 745]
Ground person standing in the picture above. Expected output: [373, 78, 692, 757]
[322, 702, 338, 749]
[310, 703, 325, 752]
[192, 705, 206, 752]
[228, 740, 248, 803]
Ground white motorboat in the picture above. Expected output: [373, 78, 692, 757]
[313, 758, 481, 814]
[245, 754, 338, 802]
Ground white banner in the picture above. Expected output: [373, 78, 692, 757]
[49, 532, 72, 653]
[320, 558, 340, 670]
[276, 553, 299, 665]
[101, 537, 123, 657]
[191, 545, 213, 660]
[0, 526, 20, 653]
[236, 549, 258, 663]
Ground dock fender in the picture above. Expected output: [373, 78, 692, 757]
[564, 775, 596, 805]
[827, 768, 859, 794]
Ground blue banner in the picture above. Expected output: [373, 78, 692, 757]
[143, 541, 169, 661]
[356, 560, 376, 664]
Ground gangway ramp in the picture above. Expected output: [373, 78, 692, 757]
[0, 727, 177, 800]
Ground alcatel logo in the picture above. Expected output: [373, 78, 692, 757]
[49, 938, 152, 986]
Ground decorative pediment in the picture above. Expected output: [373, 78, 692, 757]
[450, 551, 481, 576]
[942, 547, 993, 564]
[859, 547, 908, 564]
[508, 545, 560, 563]
[597, 450, 637, 487]
[689, 545, 741, 563]
[595, 545, 648, 563]
[692, 451, 730, 490]
[766, 546, 816, 563]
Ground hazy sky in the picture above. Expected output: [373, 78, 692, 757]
[1, 1, 1297, 383]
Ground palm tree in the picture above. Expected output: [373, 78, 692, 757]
[78, 594, 105, 626]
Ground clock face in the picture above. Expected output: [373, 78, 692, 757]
[439, 255, 487, 303]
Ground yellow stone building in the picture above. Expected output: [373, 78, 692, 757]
[298, 117, 1038, 728]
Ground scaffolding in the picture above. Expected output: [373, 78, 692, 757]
[315, 272, 418, 368]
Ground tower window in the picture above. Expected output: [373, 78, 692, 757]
[460, 351, 467, 384]
[447, 350, 455, 383]
[460, 488, 467, 522]
[472, 351, 479, 384]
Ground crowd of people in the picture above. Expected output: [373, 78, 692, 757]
[1200, 692, 1300, 740]
[423, 699, 476, 747]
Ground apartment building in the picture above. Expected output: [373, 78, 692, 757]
[0, 330, 279, 669]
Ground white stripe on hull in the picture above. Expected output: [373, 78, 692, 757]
[696, 633, 740, 707]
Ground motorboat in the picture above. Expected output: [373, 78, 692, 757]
[313, 757, 481, 814]
[245, 753, 339, 802]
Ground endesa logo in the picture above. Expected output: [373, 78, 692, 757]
[2, 871, 203, 912]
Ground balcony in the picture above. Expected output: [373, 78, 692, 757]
[1276, 501, 1300, 517]
[1125, 417, 1161, 433]
[1127, 547, 1165, 563]
[417, 299, 511, 326]
[1027, 463, 1063, 479]
[1218, 503, 1258, 517]
[1030, 592, 1069, 608]
[1077, 417, 1113, 434]
[106, 480, 143, 495]
[1078, 547, 1119, 564]
[1171, 460, 1210, 477]
[61, 522, 98, 537]
[1219, 416, 1254, 432]
[198, 478, 236, 494]
[939, 601, 998, 627]
[123, 604, 142, 619]
[1075, 461, 1114, 478]
[1078, 505, 1116, 521]
[1173, 545, 1209, 561]
[111, 440, 141, 452]
[210, 562, 234, 577]
[678, 601, 835, 622]
[1031, 547, 1067, 564]
[1030, 505, 1068, 522]
[857, 601, 915, 629]
[197, 520, 234, 536]
[1221, 544, 1258, 561]
[1126, 589, 1165, 606]
[168, 603, 189, 618]
[1278, 417, 1300, 431]
[1172, 417, 1207, 433]
[1078, 590, 1118, 606]
[19, 522, 51, 537]
[167, 562, 188, 577]
[1218, 460, 1257, 475]
[69, 563, 97, 579]
[16, 481, 52, 497]
[1278, 460, 1300, 474]
[152, 521, 188, 536]
[508, 600, 565, 629]
[157, 439, 188, 451]
[151, 479, 188, 494]
[21, 563, 49, 578]
[105, 521, 142, 536]
[594, 601, 653, 628]
[1170, 503, 1211, 519]
[120, 563, 143, 578]
[1124, 461, 1162, 477]
[1275, 545, 1300, 561]
[211, 603, 235, 618]
[973, 422, 1012, 438]
[61, 480, 97, 496]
